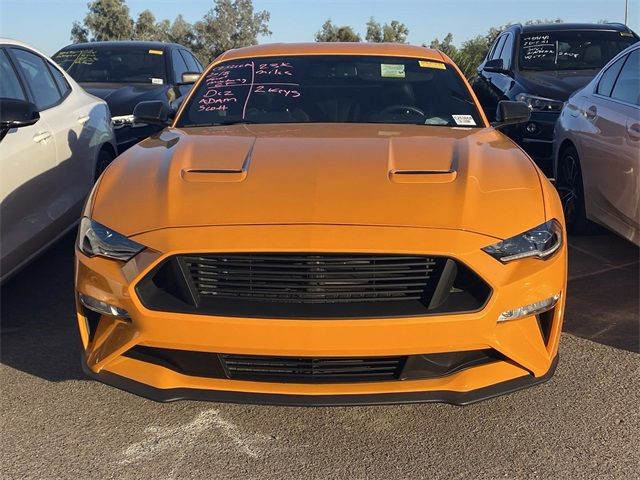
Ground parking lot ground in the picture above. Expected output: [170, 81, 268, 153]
[1, 229, 639, 479]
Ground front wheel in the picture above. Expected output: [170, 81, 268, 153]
[555, 145, 598, 234]
[94, 148, 115, 182]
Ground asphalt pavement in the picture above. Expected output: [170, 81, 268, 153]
[1, 229, 638, 479]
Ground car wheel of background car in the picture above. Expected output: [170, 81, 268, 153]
[94, 147, 115, 181]
[556, 145, 599, 234]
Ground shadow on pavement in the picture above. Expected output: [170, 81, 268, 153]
[0, 230, 84, 382]
[0, 228, 638, 385]
[564, 231, 639, 353]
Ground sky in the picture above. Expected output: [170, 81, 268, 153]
[0, 0, 638, 56]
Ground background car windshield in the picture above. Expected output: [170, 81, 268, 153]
[177, 55, 483, 127]
[520, 30, 637, 70]
[53, 48, 166, 83]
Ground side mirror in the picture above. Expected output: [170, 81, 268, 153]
[0, 98, 39, 142]
[179, 72, 200, 85]
[484, 58, 509, 74]
[492, 101, 531, 128]
[133, 101, 170, 126]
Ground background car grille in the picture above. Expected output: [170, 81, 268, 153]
[183, 254, 438, 304]
[135, 253, 491, 318]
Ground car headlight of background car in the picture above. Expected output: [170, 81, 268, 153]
[515, 93, 564, 112]
[483, 220, 562, 263]
[78, 217, 145, 261]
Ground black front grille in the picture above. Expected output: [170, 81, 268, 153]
[135, 253, 491, 318]
[185, 254, 438, 304]
[221, 354, 405, 383]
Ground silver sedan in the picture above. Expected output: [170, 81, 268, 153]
[553, 42, 639, 245]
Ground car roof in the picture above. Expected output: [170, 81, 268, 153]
[59, 40, 184, 51]
[511, 22, 636, 34]
[218, 42, 446, 63]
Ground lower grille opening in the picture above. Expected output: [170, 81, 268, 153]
[221, 354, 405, 383]
[136, 253, 491, 319]
[123, 346, 504, 383]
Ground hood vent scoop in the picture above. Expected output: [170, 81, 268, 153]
[181, 168, 248, 183]
[387, 138, 458, 184]
[389, 169, 457, 184]
[180, 138, 254, 183]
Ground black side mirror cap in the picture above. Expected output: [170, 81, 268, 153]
[0, 98, 39, 129]
[179, 72, 201, 85]
[133, 101, 171, 126]
[0, 98, 39, 142]
[483, 58, 511, 74]
[492, 101, 531, 128]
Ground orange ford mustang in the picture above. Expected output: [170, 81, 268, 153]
[75, 43, 567, 405]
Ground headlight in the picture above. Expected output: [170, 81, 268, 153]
[515, 93, 563, 112]
[483, 220, 562, 263]
[78, 217, 145, 261]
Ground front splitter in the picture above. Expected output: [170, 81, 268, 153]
[81, 355, 558, 406]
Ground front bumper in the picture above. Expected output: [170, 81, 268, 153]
[75, 224, 567, 405]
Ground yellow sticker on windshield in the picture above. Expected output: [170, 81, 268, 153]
[419, 60, 446, 69]
[148, 49, 163, 55]
[381, 64, 405, 78]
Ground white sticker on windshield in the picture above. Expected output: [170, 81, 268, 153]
[151, 78, 164, 85]
[381, 64, 405, 78]
[452, 114, 476, 126]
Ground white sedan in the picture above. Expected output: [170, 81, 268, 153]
[0, 38, 117, 283]
[553, 42, 639, 245]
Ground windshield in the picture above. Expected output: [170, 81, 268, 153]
[176, 55, 484, 128]
[519, 30, 637, 70]
[52, 47, 167, 84]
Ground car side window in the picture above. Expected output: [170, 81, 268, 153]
[597, 55, 627, 97]
[489, 36, 506, 61]
[179, 50, 200, 73]
[499, 34, 513, 69]
[11, 47, 61, 111]
[171, 50, 189, 82]
[48, 62, 72, 99]
[611, 49, 640, 105]
[0, 49, 26, 101]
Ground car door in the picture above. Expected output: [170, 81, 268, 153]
[581, 48, 640, 238]
[0, 47, 59, 277]
[10, 47, 93, 231]
[472, 35, 507, 121]
[490, 33, 515, 99]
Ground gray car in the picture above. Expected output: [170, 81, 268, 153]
[553, 42, 639, 245]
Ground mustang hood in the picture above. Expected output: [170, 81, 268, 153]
[81, 83, 171, 117]
[518, 69, 599, 101]
[93, 124, 545, 239]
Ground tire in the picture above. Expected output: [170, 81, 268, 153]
[555, 145, 599, 234]
[94, 147, 115, 181]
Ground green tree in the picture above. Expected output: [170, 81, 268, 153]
[193, 0, 271, 62]
[70, 21, 89, 43]
[75, 0, 134, 42]
[429, 32, 457, 56]
[315, 19, 361, 42]
[134, 9, 157, 40]
[366, 18, 408, 43]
